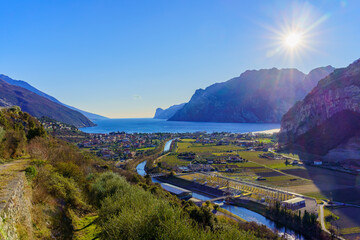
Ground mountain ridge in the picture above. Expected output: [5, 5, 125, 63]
[0, 77, 95, 127]
[169, 66, 334, 123]
[0, 74, 108, 121]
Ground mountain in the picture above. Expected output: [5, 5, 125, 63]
[279, 59, 360, 160]
[154, 103, 186, 119]
[0, 74, 108, 121]
[0, 78, 95, 127]
[169, 66, 334, 123]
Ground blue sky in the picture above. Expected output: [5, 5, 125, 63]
[1, 0, 359, 118]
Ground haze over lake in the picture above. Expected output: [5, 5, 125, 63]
[81, 118, 280, 134]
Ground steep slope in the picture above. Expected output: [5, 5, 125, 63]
[154, 103, 186, 119]
[169, 67, 334, 123]
[279, 59, 360, 159]
[0, 78, 95, 127]
[0, 74, 107, 121]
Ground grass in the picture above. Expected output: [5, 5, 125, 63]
[264, 175, 297, 182]
[303, 191, 328, 200]
[160, 154, 189, 167]
[177, 142, 244, 153]
[136, 147, 155, 151]
[255, 138, 273, 144]
[323, 207, 339, 230]
[340, 227, 360, 235]
[70, 210, 100, 240]
[179, 139, 196, 142]
[268, 163, 303, 170]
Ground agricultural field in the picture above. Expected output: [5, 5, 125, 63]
[326, 207, 360, 239]
[179, 173, 295, 202]
[176, 141, 244, 153]
[158, 154, 189, 168]
[136, 147, 155, 151]
[161, 140, 360, 206]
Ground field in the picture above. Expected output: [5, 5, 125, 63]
[159, 154, 189, 168]
[177, 141, 244, 153]
[136, 147, 155, 151]
[179, 173, 296, 202]
[326, 207, 360, 238]
[161, 140, 360, 205]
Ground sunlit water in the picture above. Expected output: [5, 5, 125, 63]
[81, 118, 280, 134]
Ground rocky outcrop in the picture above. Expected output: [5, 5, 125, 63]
[169, 66, 334, 123]
[0, 173, 32, 240]
[279, 59, 360, 159]
[154, 103, 186, 119]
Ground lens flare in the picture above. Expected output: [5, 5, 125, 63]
[284, 32, 302, 49]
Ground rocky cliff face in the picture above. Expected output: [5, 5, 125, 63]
[279, 59, 360, 158]
[154, 103, 186, 119]
[169, 66, 334, 123]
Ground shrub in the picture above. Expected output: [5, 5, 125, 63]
[46, 172, 85, 207]
[25, 166, 37, 180]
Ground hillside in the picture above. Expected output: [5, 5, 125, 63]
[0, 74, 107, 121]
[0, 78, 95, 127]
[154, 103, 186, 119]
[0, 108, 277, 240]
[169, 66, 334, 123]
[279, 59, 360, 160]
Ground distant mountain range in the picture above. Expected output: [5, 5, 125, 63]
[154, 103, 186, 119]
[0, 74, 107, 121]
[279, 59, 360, 161]
[164, 66, 334, 123]
[0, 77, 94, 127]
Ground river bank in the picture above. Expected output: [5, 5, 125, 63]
[137, 161, 305, 239]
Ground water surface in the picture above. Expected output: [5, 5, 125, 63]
[82, 118, 280, 134]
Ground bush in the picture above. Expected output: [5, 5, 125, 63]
[25, 166, 37, 180]
[91, 172, 260, 240]
[46, 172, 85, 207]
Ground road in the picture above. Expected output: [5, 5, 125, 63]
[319, 202, 330, 235]
[319, 201, 346, 240]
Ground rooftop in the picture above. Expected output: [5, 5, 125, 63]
[282, 197, 305, 204]
[161, 183, 192, 195]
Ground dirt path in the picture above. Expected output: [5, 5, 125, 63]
[0, 159, 29, 209]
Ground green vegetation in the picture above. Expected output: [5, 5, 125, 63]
[177, 142, 244, 153]
[266, 202, 330, 240]
[159, 154, 189, 168]
[0, 108, 283, 239]
[89, 172, 270, 240]
[340, 227, 360, 235]
[136, 147, 155, 151]
[323, 207, 339, 229]
[25, 166, 37, 180]
[303, 191, 328, 200]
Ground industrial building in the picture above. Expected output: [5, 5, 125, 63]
[161, 183, 193, 200]
[282, 197, 306, 210]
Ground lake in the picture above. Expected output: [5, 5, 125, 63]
[81, 118, 280, 134]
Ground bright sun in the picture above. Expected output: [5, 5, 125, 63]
[284, 32, 302, 49]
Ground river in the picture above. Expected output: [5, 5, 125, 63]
[136, 139, 305, 240]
